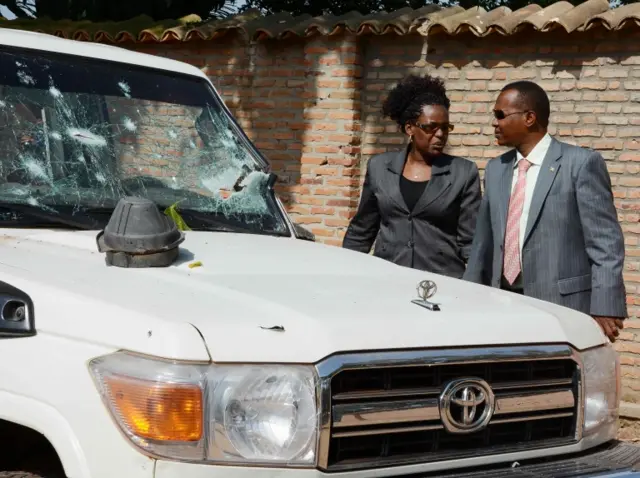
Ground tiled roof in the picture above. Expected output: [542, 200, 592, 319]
[421, 0, 640, 36]
[0, 0, 638, 44]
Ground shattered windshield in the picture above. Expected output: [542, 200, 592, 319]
[0, 46, 289, 236]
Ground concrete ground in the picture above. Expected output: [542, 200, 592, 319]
[620, 418, 640, 442]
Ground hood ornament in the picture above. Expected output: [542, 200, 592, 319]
[411, 279, 440, 311]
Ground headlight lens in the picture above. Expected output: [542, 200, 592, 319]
[89, 352, 318, 466]
[210, 366, 317, 463]
[581, 344, 620, 436]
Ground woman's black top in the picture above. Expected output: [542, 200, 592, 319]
[399, 175, 428, 212]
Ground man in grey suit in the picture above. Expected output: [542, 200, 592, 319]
[463, 80, 627, 342]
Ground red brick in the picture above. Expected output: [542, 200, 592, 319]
[318, 56, 340, 66]
[325, 218, 351, 227]
[328, 134, 355, 143]
[465, 93, 494, 102]
[314, 188, 340, 196]
[326, 178, 357, 187]
[296, 216, 323, 224]
[600, 92, 630, 102]
[328, 111, 360, 120]
[314, 166, 340, 176]
[310, 228, 336, 237]
[316, 79, 341, 88]
[315, 145, 341, 154]
[296, 196, 325, 206]
[318, 101, 344, 110]
[328, 158, 358, 167]
[301, 155, 328, 165]
[599, 116, 629, 125]
[573, 128, 603, 137]
[510, 70, 537, 80]
[310, 207, 336, 215]
[463, 136, 492, 146]
[553, 115, 580, 124]
[465, 70, 493, 80]
[304, 110, 327, 120]
[332, 67, 363, 78]
[327, 199, 354, 207]
[287, 205, 310, 215]
[577, 80, 608, 90]
[304, 46, 329, 55]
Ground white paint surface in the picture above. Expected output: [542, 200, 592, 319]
[0, 228, 606, 364]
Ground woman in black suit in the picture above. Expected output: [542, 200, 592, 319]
[342, 74, 481, 279]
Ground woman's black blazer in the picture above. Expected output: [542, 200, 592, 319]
[342, 147, 482, 279]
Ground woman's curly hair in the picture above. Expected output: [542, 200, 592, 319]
[382, 74, 450, 133]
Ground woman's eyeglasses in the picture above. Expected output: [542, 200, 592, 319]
[414, 122, 454, 134]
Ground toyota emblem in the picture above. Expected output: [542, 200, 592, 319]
[439, 378, 495, 434]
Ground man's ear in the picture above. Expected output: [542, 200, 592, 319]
[524, 110, 538, 128]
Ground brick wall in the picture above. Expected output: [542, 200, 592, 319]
[111, 98, 203, 180]
[130, 27, 640, 400]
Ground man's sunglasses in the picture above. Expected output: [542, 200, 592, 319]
[493, 109, 530, 120]
[414, 122, 454, 134]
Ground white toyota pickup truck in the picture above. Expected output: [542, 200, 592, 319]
[0, 26, 639, 478]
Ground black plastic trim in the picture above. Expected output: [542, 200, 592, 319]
[0, 280, 36, 338]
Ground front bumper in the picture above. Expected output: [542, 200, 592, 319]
[155, 441, 640, 478]
[419, 441, 640, 477]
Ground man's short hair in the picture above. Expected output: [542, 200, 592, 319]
[501, 81, 551, 128]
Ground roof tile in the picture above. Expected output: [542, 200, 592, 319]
[584, 2, 640, 31]
[427, 0, 639, 36]
[0, 2, 637, 44]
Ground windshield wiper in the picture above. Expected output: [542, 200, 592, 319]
[0, 204, 106, 230]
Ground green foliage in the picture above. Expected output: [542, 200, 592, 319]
[3, 0, 637, 23]
[243, 0, 638, 17]
[1, 0, 237, 21]
[243, 0, 432, 17]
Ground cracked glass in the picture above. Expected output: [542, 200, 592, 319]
[0, 46, 289, 236]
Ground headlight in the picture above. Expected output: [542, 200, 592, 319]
[581, 344, 620, 437]
[89, 352, 318, 466]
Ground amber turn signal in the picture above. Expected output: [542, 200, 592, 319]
[104, 374, 203, 442]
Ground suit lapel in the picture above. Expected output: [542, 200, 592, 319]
[411, 155, 452, 216]
[384, 147, 410, 213]
[522, 138, 563, 246]
[498, 150, 516, 245]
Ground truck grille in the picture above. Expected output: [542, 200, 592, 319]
[315, 345, 582, 472]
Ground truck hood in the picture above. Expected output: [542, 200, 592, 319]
[0, 229, 605, 363]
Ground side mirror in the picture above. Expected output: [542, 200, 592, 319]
[293, 223, 316, 242]
[266, 171, 314, 242]
[0, 281, 36, 338]
[267, 171, 278, 189]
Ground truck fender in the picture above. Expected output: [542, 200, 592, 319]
[0, 390, 91, 478]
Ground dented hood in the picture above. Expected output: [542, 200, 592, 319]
[0, 229, 606, 363]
